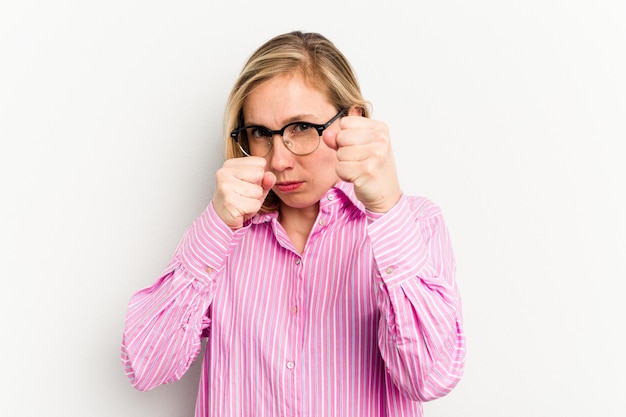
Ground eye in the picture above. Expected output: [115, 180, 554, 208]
[248, 127, 272, 140]
[289, 122, 313, 136]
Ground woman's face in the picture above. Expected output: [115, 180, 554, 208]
[242, 73, 341, 210]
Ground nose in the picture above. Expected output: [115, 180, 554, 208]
[268, 133, 295, 171]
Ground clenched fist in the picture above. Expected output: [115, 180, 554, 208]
[323, 115, 402, 213]
[212, 157, 276, 230]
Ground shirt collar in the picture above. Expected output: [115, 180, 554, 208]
[249, 181, 365, 225]
[328, 181, 365, 213]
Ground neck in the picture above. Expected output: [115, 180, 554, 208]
[278, 202, 320, 254]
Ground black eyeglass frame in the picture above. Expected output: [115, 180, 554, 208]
[230, 109, 347, 157]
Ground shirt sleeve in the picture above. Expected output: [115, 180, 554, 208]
[367, 194, 466, 402]
[120, 202, 236, 391]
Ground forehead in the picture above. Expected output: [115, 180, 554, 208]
[243, 73, 333, 125]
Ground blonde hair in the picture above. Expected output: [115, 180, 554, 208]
[223, 31, 370, 211]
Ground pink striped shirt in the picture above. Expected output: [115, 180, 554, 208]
[121, 181, 465, 417]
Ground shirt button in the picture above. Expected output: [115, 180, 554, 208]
[290, 306, 298, 315]
[286, 361, 295, 370]
[295, 258, 301, 265]
[319, 219, 326, 226]
[328, 194, 334, 201]
[385, 266, 395, 275]
[205, 266, 213, 274]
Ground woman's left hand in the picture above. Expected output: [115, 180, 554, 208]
[323, 115, 402, 213]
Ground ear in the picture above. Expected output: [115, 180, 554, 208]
[347, 105, 365, 117]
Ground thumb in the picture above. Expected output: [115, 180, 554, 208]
[322, 128, 338, 150]
[261, 171, 276, 198]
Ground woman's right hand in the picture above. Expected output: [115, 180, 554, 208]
[212, 157, 276, 230]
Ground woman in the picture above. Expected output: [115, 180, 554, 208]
[122, 31, 465, 417]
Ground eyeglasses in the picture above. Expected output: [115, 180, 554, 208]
[230, 109, 346, 157]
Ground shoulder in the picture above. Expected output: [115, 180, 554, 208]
[405, 195, 443, 219]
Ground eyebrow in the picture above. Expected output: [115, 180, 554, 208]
[245, 114, 317, 127]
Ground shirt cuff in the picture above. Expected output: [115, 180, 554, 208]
[367, 195, 429, 288]
[179, 202, 237, 286]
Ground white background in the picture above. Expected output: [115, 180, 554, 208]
[2, 1, 625, 416]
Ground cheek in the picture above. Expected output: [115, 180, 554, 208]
[310, 152, 340, 186]
[311, 151, 338, 174]
[316, 144, 339, 164]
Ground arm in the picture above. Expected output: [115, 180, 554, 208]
[121, 155, 274, 390]
[368, 195, 466, 401]
[120, 202, 235, 391]
[324, 112, 465, 399]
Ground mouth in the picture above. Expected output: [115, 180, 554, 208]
[275, 181, 303, 192]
